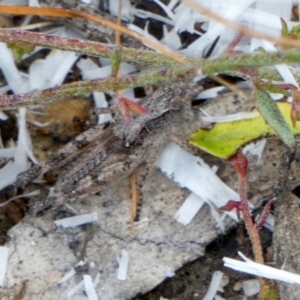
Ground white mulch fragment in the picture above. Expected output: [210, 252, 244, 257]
[0, 147, 16, 158]
[197, 82, 251, 99]
[29, 50, 78, 90]
[108, 0, 132, 21]
[80, 0, 91, 4]
[157, 142, 276, 231]
[174, 193, 205, 225]
[0, 190, 40, 208]
[264, 214, 275, 232]
[152, 0, 175, 20]
[57, 268, 76, 284]
[1, 0, 28, 5]
[128, 22, 165, 49]
[77, 57, 136, 124]
[17, 108, 37, 164]
[224, 252, 300, 284]
[0, 43, 29, 94]
[250, 0, 292, 37]
[93, 92, 112, 124]
[93, 273, 100, 288]
[197, 86, 226, 99]
[202, 271, 223, 300]
[243, 139, 267, 162]
[0, 108, 35, 190]
[261, 40, 299, 88]
[67, 280, 84, 299]
[180, 0, 255, 57]
[160, 26, 182, 50]
[84, 275, 98, 300]
[0, 247, 9, 287]
[214, 295, 226, 300]
[242, 278, 261, 297]
[156, 142, 241, 222]
[29, 0, 39, 6]
[133, 8, 174, 26]
[117, 250, 129, 281]
[54, 212, 98, 228]
[0, 111, 8, 120]
[164, 270, 175, 278]
[200, 110, 259, 123]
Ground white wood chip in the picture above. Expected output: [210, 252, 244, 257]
[156, 142, 241, 221]
[202, 271, 223, 300]
[29, 50, 78, 90]
[0, 147, 16, 158]
[54, 212, 98, 228]
[200, 111, 259, 123]
[261, 40, 299, 88]
[0, 111, 8, 121]
[117, 250, 129, 281]
[57, 268, 76, 284]
[93, 92, 112, 124]
[0, 108, 35, 191]
[164, 270, 175, 278]
[84, 275, 98, 300]
[0, 43, 29, 93]
[224, 252, 300, 284]
[182, 0, 255, 57]
[214, 295, 226, 300]
[67, 280, 84, 299]
[160, 26, 182, 50]
[174, 193, 205, 225]
[93, 273, 100, 288]
[18, 108, 38, 164]
[0, 247, 8, 287]
[243, 139, 267, 162]
[133, 8, 174, 26]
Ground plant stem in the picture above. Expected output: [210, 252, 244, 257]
[4, 29, 300, 71]
[0, 29, 178, 67]
[229, 152, 264, 264]
[0, 65, 198, 109]
[238, 172, 264, 264]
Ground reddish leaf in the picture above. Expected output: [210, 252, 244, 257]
[254, 198, 275, 231]
[110, 92, 148, 124]
[219, 200, 241, 219]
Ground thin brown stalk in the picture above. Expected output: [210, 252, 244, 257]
[0, 5, 186, 63]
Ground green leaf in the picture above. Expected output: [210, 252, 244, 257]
[8, 41, 35, 62]
[290, 24, 300, 39]
[280, 18, 288, 37]
[255, 88, 295, 148]
[189, 101, 299, 159]
[110, 45, 122, 77]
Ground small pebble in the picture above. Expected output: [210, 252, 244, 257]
[242, 279, 260, 296]
[233, 281, 242, 292]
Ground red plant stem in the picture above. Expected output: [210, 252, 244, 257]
[254, 198, 275, 231]
[238, 172, 264, 264]
[229, 151, 264, 264]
